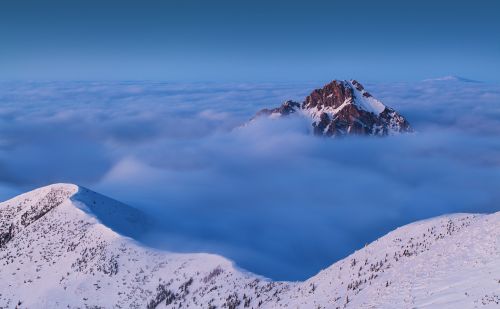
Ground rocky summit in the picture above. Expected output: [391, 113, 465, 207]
[253, 80, 412, 136]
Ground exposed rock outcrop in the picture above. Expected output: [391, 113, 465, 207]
[253, 80, 412, 136]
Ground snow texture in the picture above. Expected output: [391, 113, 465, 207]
[1, 184, 498, 308]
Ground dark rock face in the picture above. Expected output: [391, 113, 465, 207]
[253, 80, 412, 137]
[313, 112, 331, 135]
[0, 224, 14, 248]
[322, 104, 376, 136]
[303, 80, 354, 110]
[256, 100, 301, 117]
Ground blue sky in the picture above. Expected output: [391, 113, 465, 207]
[1, 0, 499, 82]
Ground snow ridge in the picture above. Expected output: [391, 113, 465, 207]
[1, 184, 498, 308]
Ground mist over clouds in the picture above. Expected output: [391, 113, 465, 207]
[0, 80, 499, 280]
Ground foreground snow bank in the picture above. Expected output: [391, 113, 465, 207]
[0, 184, 498, 308]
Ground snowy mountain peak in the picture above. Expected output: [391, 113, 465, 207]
[252, 79, 412, 136]
[0, 183, 77, 248]
[303, 79, 386, 116]
[0, 183, 149, 247]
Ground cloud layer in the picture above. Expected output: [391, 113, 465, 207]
[0, 80, 499, 280]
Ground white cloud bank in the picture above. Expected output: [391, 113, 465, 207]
[0, 79, 499, 280]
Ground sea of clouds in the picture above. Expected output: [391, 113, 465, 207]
[0, 79, 499, 280]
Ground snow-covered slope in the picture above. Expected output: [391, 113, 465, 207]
[1, 184, 498, 308]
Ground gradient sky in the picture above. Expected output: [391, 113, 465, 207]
[1, 0, 499, 82]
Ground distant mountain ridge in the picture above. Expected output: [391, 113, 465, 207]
[1, 184, 499, 308]
[423, 75, 482, 83]
[252, 80, 412, 136]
